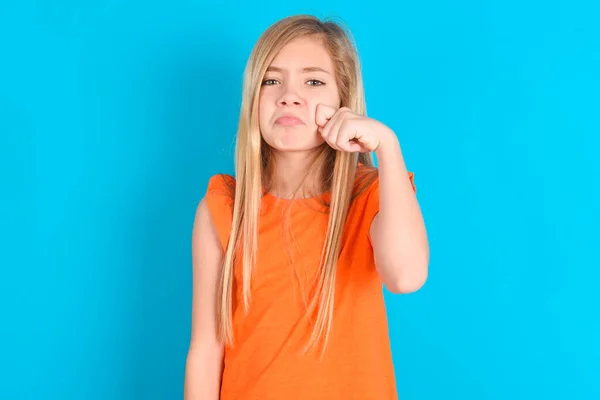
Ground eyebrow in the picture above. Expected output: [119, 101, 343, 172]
[266, 66, 331, 75]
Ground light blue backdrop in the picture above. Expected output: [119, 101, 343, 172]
[1, 1, 598, 399]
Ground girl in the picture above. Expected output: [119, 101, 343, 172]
[184, 14, 429, 400]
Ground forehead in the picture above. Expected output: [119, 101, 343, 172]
[269, 36, 334, 72]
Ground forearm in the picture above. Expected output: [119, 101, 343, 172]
[184, 343, 224, 400]
[372, 130, 429, 293]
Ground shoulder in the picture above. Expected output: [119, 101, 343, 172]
[202, 173, 236, 250]
[348, 164, 416, 219]
[204, 172, 236, 220]
[352, 164, 416, 201]
[206, 173, 236, 200]
[352, 164, 379, 202]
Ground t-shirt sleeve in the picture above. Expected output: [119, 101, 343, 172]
[363, 171, 416, 229]
[204, 174, 235, 251]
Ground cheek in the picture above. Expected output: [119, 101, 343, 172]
[308, 91, 341, 122]
[258, 97, 273, 129]
[325, 87, 342, 108]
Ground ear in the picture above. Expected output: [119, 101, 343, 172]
[315, 104, 336, 128]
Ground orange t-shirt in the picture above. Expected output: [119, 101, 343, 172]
[205, 165, 416, 399]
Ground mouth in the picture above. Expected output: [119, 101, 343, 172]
[275, 116, 305, 126]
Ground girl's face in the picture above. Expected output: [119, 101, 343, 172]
[258, 36, 341, 153]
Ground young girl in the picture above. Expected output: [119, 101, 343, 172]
[184, 14, 429, 400]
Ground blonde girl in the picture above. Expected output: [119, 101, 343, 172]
[184, 14, 429, 400]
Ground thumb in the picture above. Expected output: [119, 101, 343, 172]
[315, 104, 336, 128]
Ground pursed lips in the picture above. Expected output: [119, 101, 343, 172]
[275, 114, 305, 126]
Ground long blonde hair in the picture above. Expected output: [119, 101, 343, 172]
[218, 14, 375, 353]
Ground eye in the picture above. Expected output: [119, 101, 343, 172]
[261, 79, 279, 86]
[307, 79, 325, 86]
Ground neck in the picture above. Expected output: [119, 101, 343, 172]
[267, 150, 324, 199]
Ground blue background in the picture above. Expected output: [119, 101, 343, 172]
[1, 1, 599, 399]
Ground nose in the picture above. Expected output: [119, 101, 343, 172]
[277, 83, 303, 107]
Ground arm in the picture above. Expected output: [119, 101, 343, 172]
[369, 131, 429, 294]
[184, 197, 225, 399]
[312, 104, 429, 294]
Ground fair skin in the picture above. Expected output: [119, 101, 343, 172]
[260, 35, 428, 291]
[315, 105, 429, 293]
[184, 197, 224, 399]
[259, 36, 341, 198]
[184, 34, 429, 399]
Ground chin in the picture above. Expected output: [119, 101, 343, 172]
[265, 128, 324, 153]
[272, 141, 324, 153]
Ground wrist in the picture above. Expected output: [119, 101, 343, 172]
[374, 127, 401, 159]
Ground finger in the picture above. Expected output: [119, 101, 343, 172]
[327, 109, 348, 147]
[321, 108, 346, 149]
[315, 104, 337, 128]
[358, 120, 381, 151]
[346, 142, 363, 152]
[349, 120, 379, 152]
[337, 120, 361, 152]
